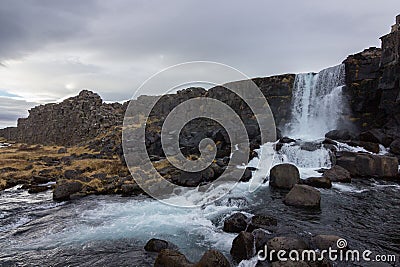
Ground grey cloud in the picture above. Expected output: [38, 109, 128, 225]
[0, 97, 38, 128]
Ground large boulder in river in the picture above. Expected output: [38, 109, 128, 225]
[301, 177, 332, 189]
[284, 185, 321, 208]
[230, 231, 255, 261]
[223, 213, 248, 233]
[390, 138, 400, 155]
[359, 129, 393, 147]
[53, 180, 83, 201]
[325, 129, 356, 141]
[336, 151, 398, 178]
[144, 238, 175, 252]
[269, 163, 300, 189]
[195, 250, 230, 267]
[267, 237, 309, 262]
[154, 249, 192, 267]
[322, 165, 351, 183]
[246, 215, 278, 232]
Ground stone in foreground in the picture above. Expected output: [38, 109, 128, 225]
[154, 249, 192, 267]
[223, 213, 248, 233]
[269, 163, 300, 189]
[284, 184, 321, 208]
[302, 176, 332, 189]
[195, 250, 230, 267]
[230, 231, 255, 261]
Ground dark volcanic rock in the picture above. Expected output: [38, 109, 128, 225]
[325, 129, 356, 141]
[223, 213, 248, 233]
[336, 151, 398, 178]
[246, 215, 278, 232]
[53, 180, 83, 201]
[252, 229, 272, 252]
[312, 235, 346, 250]
[284, 185, 321, 208]
[144, 238, 174, 253]
[390, 138, 400, 155]
[269, 163, 300, 189]
[302, 177, 332, 189]
[28, 185, 50, 194]
[154, 249, 192, 267]
[322, 165, 351, 183]
[196, 250, 231, 267]
[230, 231, 255, 261]
[359, 129, 393, 147]
[266, 236, 309, 262]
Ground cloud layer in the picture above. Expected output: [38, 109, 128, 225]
[0, 0, 399, 127]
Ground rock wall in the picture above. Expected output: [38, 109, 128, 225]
[0, 90, 125, 146]
[343, 15, 400, 139]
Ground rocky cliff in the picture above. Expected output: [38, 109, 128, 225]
[343, 15, 400, 141]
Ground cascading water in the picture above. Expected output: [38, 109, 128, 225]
[286, 64, 346, 140]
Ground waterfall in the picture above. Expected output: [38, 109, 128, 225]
[286, 64, 346, 139]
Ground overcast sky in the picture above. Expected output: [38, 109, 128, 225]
[0, 0, 399, 128]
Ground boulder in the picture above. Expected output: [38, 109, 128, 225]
[144, 238, 172, 253]
[252, 229, 272, 252]
[240, 167, 253, 182]
[53, 180, 83, 201]
[28, 185, 50, 194]
[322, 165, 351, 183]
[359, 129, 392, 147]
[284, 185, 321, 208]
[312, 235, 346, 250]
[346, 140, 380, 154]
[269, 164, 300, 190]
[195, 250, 230, 267]
[325, 130, 356, 141]
[154, 249, 192, 267]
[223, 213, 248, 233]
[336, 151, 399, 178]
[390, 138, 400, 155]
[267, 237, 309, 262]
[246, 215, 278, 232]
[230, 231, 255, 261]
[301, 177, 332, 189]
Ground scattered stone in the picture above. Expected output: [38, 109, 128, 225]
[144, 238, 171, 253]
[266, 236, 309, 262]
[269, 163, 300, 190]
[230, 231, 255, 261]
[195, 250, 230, 267]
[322, 165, 351, 183]
[284, 185, 321, 208]
[301, 177, 332, 189]
[154, 249, 192, 267]
[53, 180, 83, 201]
[64, 169, 82, 180]
[246, 215, 277, 232]
[57, 147, 67, 154]
[223, 213, 248, 233]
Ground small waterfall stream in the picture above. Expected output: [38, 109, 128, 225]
[286, 64, 346, 139]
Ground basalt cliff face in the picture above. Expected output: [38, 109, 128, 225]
[343, 15, 400, 142]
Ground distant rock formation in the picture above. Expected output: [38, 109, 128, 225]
[0, 90, 125, 146]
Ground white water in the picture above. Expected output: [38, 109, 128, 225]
[286, 64, 346, 140]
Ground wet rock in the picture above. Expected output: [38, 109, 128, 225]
[325, 130, 356, 141]
[28, 185, 50, 194]
[252, 229, 272, 252]
[390, 138, 400, 155]
[322, 165, 351, 183]
[121, 183, 141, 196]
[223, 213, 248, 233]
[267, 236, 309, 262]
[195, 250, 230, 267]
[144, 238, 171, 253]
[269, 163, 300, 190]
[346, 140, 380, 153]
[171, 167, 214, 187]
[284, 185, 321, 208]
[275, 137, 296, 151]
[301, 177, 332, 189]
[246, 215, 278, 232]
[240, 167, 253, 182]
[230, 231, 255, 261]
[336, 151, 398, 178]
[53, 180, 83, 201]
[312, 235, 346, 251]
[32, 175, 52, 184]
[154, 249, 192, 267]
[359, 129, 392, 147]
[300, 141, 320, 152]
